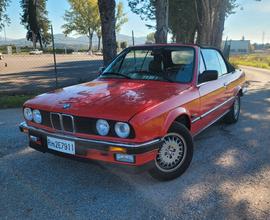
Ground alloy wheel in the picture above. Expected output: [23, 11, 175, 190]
[155, 133, 187, 173]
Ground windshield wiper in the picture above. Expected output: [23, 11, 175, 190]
[101, 72, 132, 79]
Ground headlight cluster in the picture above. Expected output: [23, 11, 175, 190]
[115, 122, 130, 138]
[96, 120, 131, 138]
[23, 108, 42, 124]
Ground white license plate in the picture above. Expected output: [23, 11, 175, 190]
[47, 136, 75, 155]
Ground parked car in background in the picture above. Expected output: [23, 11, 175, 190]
[29, 49, 43, 55]
[20, 44, 246, 181]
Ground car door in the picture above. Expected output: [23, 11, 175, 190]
[216, 51, 237, 102]
[196, 49, 228, 129]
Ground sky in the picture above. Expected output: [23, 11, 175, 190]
[1, 0, 269, 43]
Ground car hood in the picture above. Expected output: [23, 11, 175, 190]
[26, 79, 191, 121]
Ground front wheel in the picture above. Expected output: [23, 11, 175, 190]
[149, 122, 193, 181]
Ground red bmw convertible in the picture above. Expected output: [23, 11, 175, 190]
[20, 44, 246, 180]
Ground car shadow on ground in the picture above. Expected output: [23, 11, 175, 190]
[1, 83, 270, 219]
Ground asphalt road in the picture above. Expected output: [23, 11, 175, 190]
[0, 66, 270, 219]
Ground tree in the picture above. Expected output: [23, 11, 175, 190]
[169, 0, 197, 43]
[128, 0, 168, 43]
[20, 0, 51, 49]
[63, 0, 100, 51]
[0, 0, 10, 31]
[146, 32, 155, 43]
[63, 0, 127, 52]
[115, 2, 128, 33]
[154, 0, 169, 43]
[96, 27, 102, 51]
[194, 0, 237, 47]
[128, 0, 155, 22]
[212, 0, 237, 48]
[129, 0, 237, 47]
[98, 0, 117, 66]
[120, 41, 127, 49]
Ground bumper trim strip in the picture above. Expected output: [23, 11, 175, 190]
[19, 121, 162, 148]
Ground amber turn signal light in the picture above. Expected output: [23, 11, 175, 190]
[109, 146, 127, 153]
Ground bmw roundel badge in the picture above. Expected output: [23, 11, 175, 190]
[63, 103, 71, 109]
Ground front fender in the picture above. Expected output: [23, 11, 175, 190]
[130, 106, 191, 142]
[162, 107, 191, 134]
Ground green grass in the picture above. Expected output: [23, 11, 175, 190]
[230, 53, 270, 70]
[0, 95, 34, 109]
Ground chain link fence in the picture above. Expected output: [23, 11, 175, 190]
[0, 40, 104, 95]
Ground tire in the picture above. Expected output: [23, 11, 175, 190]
[149, 122, 193, 181]
[224, 95, 241, 124]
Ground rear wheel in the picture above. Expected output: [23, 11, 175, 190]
[224, 95, 241, 124]
[149, 122, 193, 181]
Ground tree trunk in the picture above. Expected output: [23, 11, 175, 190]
[195, 0, 214, 45]
[175, 28, 196, 44]
[155, 0, 169, 43]
[98, 36, 101, 51]
[38, 32, 43, 50]
[211, 1, 226, 48]
[175, 31, 186, 43]
[98, 0, 117, 66]
[188, 28, 196, 43]
[195, 0, 226, 47]
[32, 32, 37, 49]
[88, 30, 93, 51]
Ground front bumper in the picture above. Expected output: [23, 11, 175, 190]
[19, 122, 162, 169]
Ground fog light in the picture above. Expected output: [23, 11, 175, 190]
[30, 135, 40, 142]
[115, 154, 135, 163]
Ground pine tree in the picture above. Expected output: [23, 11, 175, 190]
[20, 0, 51, 49]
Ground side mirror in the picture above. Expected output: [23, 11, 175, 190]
[199, 70, 218, 84]
[98, 66, 105, 75]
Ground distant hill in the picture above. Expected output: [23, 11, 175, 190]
[0, 33, 146, 49]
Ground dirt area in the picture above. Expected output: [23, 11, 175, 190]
[0, 54, 103, 95]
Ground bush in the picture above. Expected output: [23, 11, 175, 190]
[229, 53, 270, 70]
[120, 41, 128, 50]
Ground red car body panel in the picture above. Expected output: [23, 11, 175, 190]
[21, 44, 246, 167]
[25, 79, 192, 122]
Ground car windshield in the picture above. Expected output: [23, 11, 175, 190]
[100, 46, 195, 83]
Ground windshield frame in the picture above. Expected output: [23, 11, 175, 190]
[100, 45, 196, 84]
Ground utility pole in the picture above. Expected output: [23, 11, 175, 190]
[132, 30, 135, 46]
[3, 26, 6, 42]
[51, 25, 58, 89]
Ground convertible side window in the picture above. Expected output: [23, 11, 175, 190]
[201, 49, 222, 77]
[216, 52, 228, 75]
[199, 53, 206, 74]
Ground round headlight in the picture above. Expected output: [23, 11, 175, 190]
[115, 122, 130, 138]
[96, 119, 110, 136]
[23, 108, 33, 121]
[33, 109, 42, 124]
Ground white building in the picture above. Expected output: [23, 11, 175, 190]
[223, 39, 251, 55]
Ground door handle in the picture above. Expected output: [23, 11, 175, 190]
[223, 82, 229, 87]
